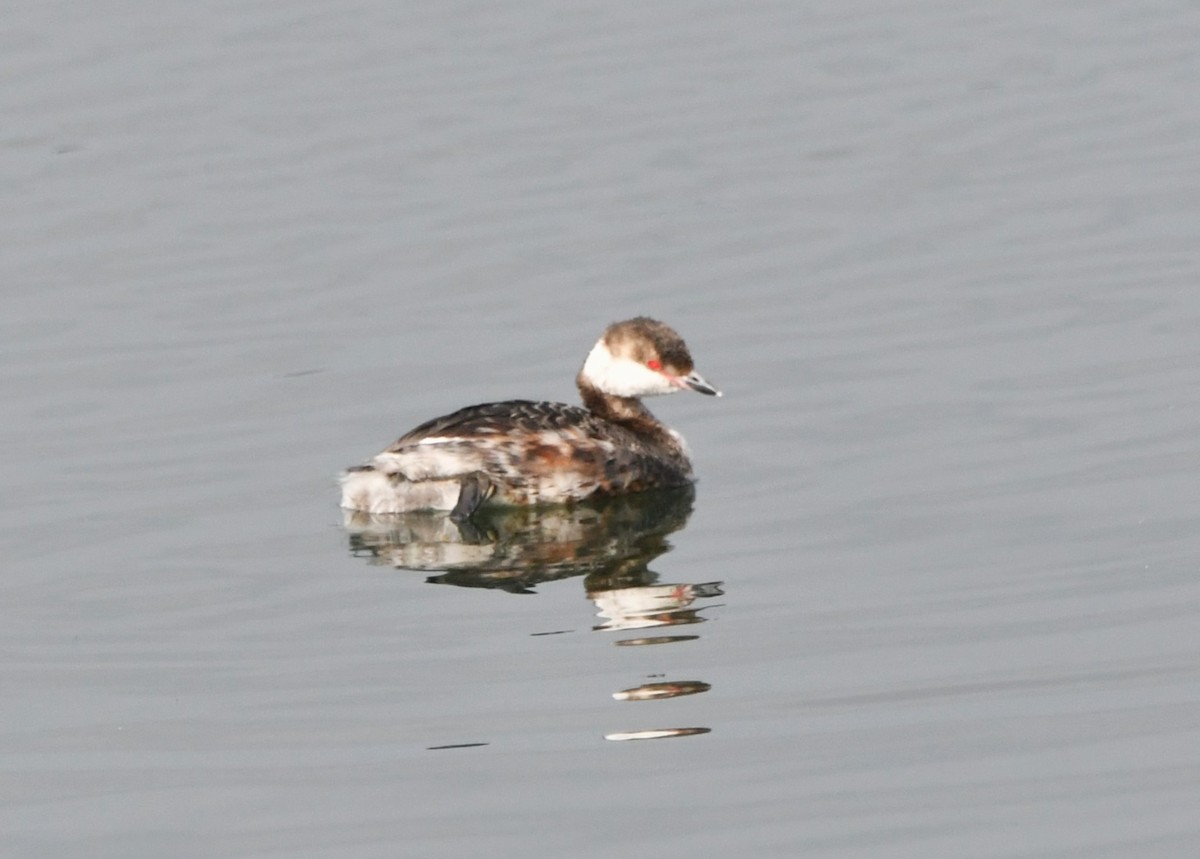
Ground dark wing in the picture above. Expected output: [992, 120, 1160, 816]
[387, 400, 609, 450]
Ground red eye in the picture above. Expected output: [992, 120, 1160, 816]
[647, 359, 662, 371]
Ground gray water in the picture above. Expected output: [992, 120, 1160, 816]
[4, 1, 1200, 856]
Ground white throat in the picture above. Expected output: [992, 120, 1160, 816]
[580, 339, 679, 398]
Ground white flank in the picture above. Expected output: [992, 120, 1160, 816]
[371, 439, 484, 481]
[339, 469, 462, 513]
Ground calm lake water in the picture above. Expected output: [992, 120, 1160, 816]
[4, 1, 1199, 856]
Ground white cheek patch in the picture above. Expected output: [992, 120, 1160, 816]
[581, 340, 679, 398]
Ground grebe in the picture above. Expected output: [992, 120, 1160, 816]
[340, 317, 721, 520]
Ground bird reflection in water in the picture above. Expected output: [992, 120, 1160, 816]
[342, 484, 721, 742]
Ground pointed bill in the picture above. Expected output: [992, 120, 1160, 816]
[681, 371, 721, 397]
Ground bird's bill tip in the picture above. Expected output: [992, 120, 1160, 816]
[682, 372, 721, 397]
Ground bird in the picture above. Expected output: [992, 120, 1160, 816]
[340, 316, 720, 520]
